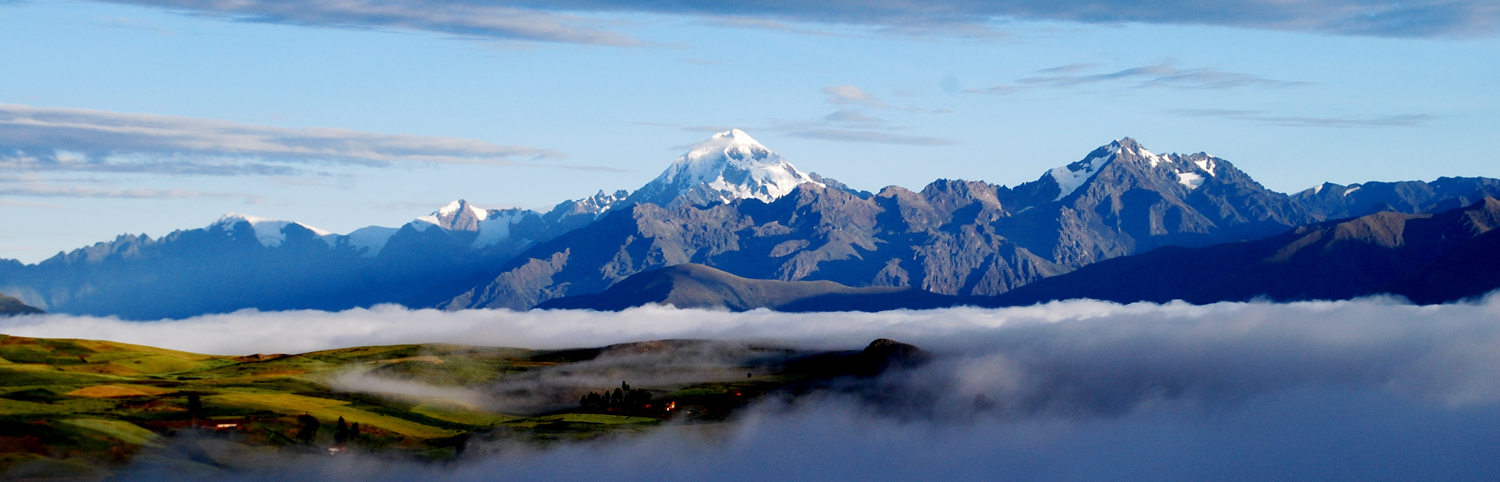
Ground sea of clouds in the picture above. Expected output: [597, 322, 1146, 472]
[6, 295, 1500, 481]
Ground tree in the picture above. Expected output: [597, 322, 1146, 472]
[295, 414, 320, 445]
[186, 394, 203, 427]
[334, 417, 350, 444]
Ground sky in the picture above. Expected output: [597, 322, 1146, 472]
[1, 0, 1497, 263]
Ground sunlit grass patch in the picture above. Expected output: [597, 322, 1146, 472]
[411, 402, 511, 427]
[102, 355, 215, 375]
[505, 413, 660, 428]
[207, 393, 458, 439]
[0, 367, 123, 387]
[65, 384, 173, 398]
[61, 418, 161, 447]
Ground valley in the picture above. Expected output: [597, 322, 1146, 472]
[0, 334, 923, 479]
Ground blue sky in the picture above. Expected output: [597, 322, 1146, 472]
[1, 0, 1497, 262]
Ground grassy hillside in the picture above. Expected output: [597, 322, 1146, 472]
[0, 334, 913, 479]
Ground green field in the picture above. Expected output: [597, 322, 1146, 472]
[0, 334, 905, 479]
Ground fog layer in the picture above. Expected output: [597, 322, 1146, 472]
[7, 295, 1500, 480]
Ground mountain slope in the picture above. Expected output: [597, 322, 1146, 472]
[996, 138, 1313, 267]
[0, 291, 43, 316]
[1292, 177, 1500, 220]
[989, 197, 1500, 305]
[437, 183, 1075, 310]
[535, 263, 945, 311]
[0, 198, 609, 319]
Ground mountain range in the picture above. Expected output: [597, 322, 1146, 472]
[987, 196, 1500, 306]
[3, 130, 1498, 318]
[550, 195, 1500, 313]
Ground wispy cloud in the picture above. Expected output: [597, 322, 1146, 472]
[702, 16, 840, 37]
[0, 199, 63, 208]
[1021, 63, 1306, 89]
[681, 125, 737, 133]
[770, 86, 954, 146]
[556, 164, 632, 173]
[823, 85, 887, 108]
[790, 129, 956, 146]
[89, 0, 1500, 40]
[1173, 108, 1436, 127]
[1036, 63, 1100, 74]
[0, 172, 268, 202]
[93, 15, 174, 35]
[0, 183, 266, 203]
[96, 0, 641, 45]
[822, 109, 886, 125]
[630, 87, 949, 148]
[962, 85, 1022, 95]
[0, 103, 566, 177]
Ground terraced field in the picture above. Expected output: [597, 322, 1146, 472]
[0, 334, 915, 479]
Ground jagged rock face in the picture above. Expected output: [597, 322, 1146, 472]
[437, 138, 1396, 311]
[992, 197, 1500, 306]
[419, 200, 487, 231]
[440, 146, 1311, 311]
[1291, 177, 1500, 221]
[997, 138, 1314, 268]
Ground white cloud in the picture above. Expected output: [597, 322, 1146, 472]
[822, 85, 885, 107]
[0, 103, 566, 177]
[40, 294, 1500, 480]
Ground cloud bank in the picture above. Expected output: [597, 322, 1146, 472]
[91, 0, 1500, 40]
[15, 295, 1491, 480]
[0, 103, 566, 178]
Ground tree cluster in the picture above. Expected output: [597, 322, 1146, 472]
[292, 415, 360, 446]
[579, 381, 653, 414]
[334, 416, 360, 444]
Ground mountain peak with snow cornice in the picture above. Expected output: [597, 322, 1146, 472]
[626, 129, 823, 207]
[415, 199, 491, 232]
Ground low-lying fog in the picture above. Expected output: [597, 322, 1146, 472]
[6, 294, 1500, 481]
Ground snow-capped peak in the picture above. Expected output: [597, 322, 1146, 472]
[416, 199, 490, 231]
[1049, 140, 1122, 201]
[568, 190, 630, 217]
[213, 213, 334, 247]
[633, 129, 823, 206]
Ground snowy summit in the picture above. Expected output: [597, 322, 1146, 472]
[415, 199, 491, 231]
[1047, 138, 1222, 201]
[629, 129, 823, 207]
[213, 213, 335, 247]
